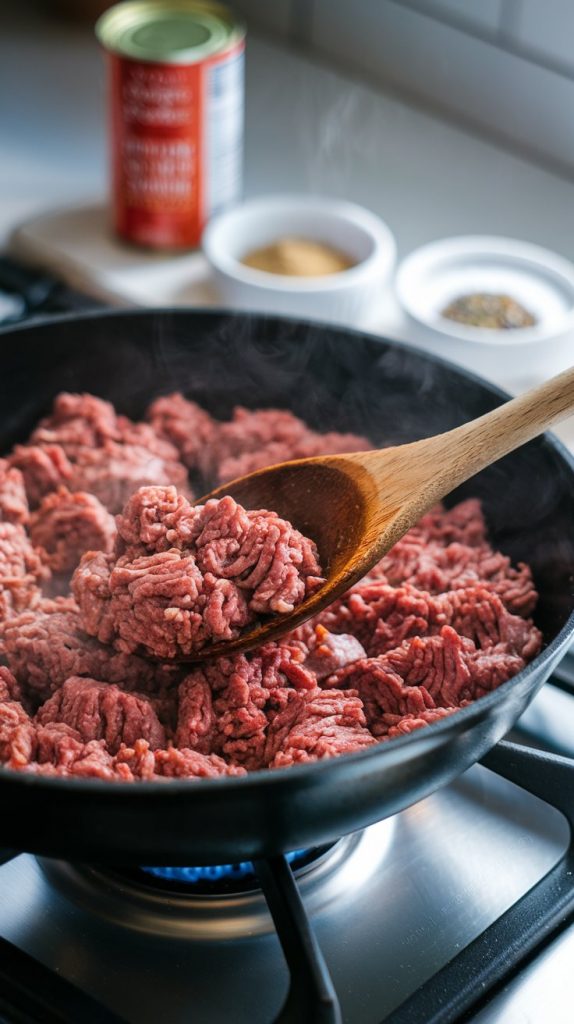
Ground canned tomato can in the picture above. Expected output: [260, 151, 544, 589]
[96, 1, 245, 249]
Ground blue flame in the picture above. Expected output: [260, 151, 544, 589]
[141, 850, 307, 884]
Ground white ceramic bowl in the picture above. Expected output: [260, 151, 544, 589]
[395, 236, 574, 384]
[202, 195, 396, 326]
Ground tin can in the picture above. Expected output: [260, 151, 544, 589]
[96, 1, 245, 249]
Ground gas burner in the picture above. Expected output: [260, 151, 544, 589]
[37, 819, 396, 940]
[138, 848, 324, 895]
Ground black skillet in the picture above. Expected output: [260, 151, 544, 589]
[0, 308, 573, 865]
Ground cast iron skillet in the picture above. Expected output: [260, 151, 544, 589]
[0, 309, 573, 865]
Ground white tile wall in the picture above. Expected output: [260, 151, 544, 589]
[398, 0, 503, 35]
[231, 0, 292, 37]
[240, 0, 574, 177]
[513, 0, 574, 71]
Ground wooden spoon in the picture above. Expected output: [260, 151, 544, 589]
[186, 365, 574, 661]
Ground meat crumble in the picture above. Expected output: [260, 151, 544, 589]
[0, 391, 542, 781]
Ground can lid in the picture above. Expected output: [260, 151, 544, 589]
[96, 1, 242, 64]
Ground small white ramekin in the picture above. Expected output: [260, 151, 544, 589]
[202, 195, 396, 326]
[395, 236, 574, 384]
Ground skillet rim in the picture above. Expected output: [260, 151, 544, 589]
[0, 306, 573, 796]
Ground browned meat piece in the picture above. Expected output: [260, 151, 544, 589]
[29, 487, 116, 573]
[37, 676, 166, 755]
[0, 523, 47, 622]
[75, 489, 324, 659]
[9, 444, 73, 508]
[146, 393, 218, 469]
[0, 459, 29, 525]
[302, 625, 366, 680]
[265, 687, 376, 768]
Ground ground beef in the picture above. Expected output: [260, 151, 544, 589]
[73, 488, 324, 658]
[299, 580, 541, 664]
[265, 687, 377, 768]
[0, 597, 180, 706]
[30, 393, 120, 454]
[9, 444, 73, 508]
[29, 487, 116, 573]
[69, 442, 190, 514]
[0, 459, 29, 525]
[146, 393, 218, 470]
[37, 676, 166, 754]
[0, 392, 544, 782]
[384, 707, 459, 740]
[334, 625, 525, 737]
[0, 523, 47, 622]
[176, 640, 316, 769]
[196, 405, 370, 485]
[412, 499, 488, 548]
[13, 393, 190, 514]
[367, 530, 537, 617]
[0, 667, 22, 703]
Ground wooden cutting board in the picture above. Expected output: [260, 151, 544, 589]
[9, 202, 218, 309]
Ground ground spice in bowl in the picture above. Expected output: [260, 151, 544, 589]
[441, 292, 537, 330]
[241, 237, 355, 277]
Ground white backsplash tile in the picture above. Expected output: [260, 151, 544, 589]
[309, 0, 574, 174]
[512, 0, 574, 72]
[231, 0, 292, 37]
[399, 0, 503, 35]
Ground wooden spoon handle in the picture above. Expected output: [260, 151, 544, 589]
[424, 363, 574, 495]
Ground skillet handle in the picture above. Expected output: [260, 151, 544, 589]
[254, 855, 342, 1024]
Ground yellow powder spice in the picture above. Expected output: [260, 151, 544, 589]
[241, 237, 355, 277]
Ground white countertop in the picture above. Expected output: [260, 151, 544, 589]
[3, 2, 574, 441]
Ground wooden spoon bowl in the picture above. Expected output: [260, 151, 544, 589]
[182, 364, 574, 662]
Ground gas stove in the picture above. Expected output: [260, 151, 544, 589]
[1, 263, 574, 1023]
[0, 670, 572, 1024]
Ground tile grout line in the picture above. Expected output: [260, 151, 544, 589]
[289, 0, 315, 48]
[499, 0, 523, 48]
